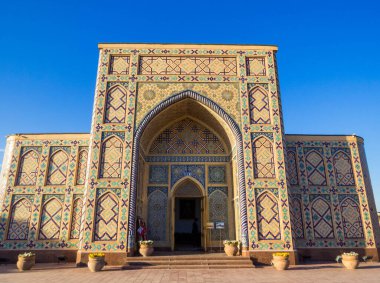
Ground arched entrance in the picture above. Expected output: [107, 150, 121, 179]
[171, 178, 204, 251]
[129, 90, 248, 253]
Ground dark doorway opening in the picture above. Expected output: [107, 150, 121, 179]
[174, 197, 202, 251]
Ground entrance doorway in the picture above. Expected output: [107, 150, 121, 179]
[172, 178, 204, 251]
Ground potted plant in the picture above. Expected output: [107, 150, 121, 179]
[139, 240, 154, 257]
[87, 253, 105, 272]
[341, 251, 359, 270]
[17, 252, 36, 271]
[271, 252, 290, 271]
[223, 240, 239, 256]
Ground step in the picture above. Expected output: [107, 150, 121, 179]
[122, 264, 253, 270]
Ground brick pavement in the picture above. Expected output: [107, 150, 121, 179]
[0, 262, 379, 283]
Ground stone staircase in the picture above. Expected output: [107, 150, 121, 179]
[122, 253, 254, 269]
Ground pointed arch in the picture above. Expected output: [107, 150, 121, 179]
[333, 150, 355, 186]
[76, 148, 88, 185]
[340, 197, 364, 239]
[16, 150, 39, 186]
[147, 189, 168, 241]
[252, 136, 276, 178]
[305, 150, 327, 186]
[249, 86, 271, 124]
[70, 197, 83, 239]
[286, 149, 299, 185]
[311, 197, 334, 239]
[104, 84, 127, 123]
[7, 198, 32, 240]
[38, 198, 63, 240]
[209, 189, 229, 240]
[46, 150, 69, 185]
[129, 90, 249, 248]
[94, 192, 119, 241]
[99, 135, 123, 178]
[289, 196, 304, 239]
[256, 191, 281, 240]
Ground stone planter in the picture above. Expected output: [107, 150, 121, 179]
[224, 245, 238, 256]
[17, 255, 35, 271]
[272, 255, 290, 271]
[139, 246, 154, 257]
[342, 255, 359, 270]
[87, 256, 105, 272]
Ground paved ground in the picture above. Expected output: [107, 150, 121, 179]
[1, 262, 379, 282]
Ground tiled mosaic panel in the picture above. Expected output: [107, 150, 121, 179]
[340, 196, 364, 239]
[109, 55, 130, 75]
[99, 136, 123, 178]
[256, 192, 281, 240]
[94, 192, 119, 241]
[289, 196, 304, 239]
[38, 198, 63, 240]
[76, 148, 88, 185]
[149, 118, 226, 155]
[171, 165, 205, 187]
[70, 197, 83, 239]
[333, 151, 355, 186]
[46, 150, 69, 185]
[208, 187, 228, 240]
[246, 57, 266, 76]
[147, 187, 168, 242]
[149, 165, 169, 184]
[16, 150, 39, 186]
[7, 198, 32, 240]
[311, 196, 334, 239]
[248, 86, 271, 124]
[208, 166, 226, 184]
[139, 56, 237, 75]
[252, 136, 276, 178]
[104, 85, 127, 123]
[136, 83, 241, 126]
[286, 149, 299, 186]
[304, 148, 327, 186]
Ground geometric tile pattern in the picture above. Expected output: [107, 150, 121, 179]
[171, 165, 205, 187]
[340, 196, 364, 239]
[76, 148, 88, 185]
[94, 192, 119, 241]
[208, 188, 228, 240]
[252, 137, 276, 178]
[70, 197, 83, 239]
[305, 149, 327, 186]
[149, 165, 169, 184]
[109, 56, 130, 75]
[311, 197, 334, 239]
[333, 151, 355, 186]
[246, 57, 266, 76]
[208, 166, 226, 183]
[104, 85, 127, 123]
[99, 136, 123, 178]
[289, 196, 304, 239]
[286, 149, 299, 186]
[7, 198, 32, 240]
[149, 118, 226, 155]
[46, 150, 69, 185]
[16, 150, 39, 186]
[38, 198, 63, 240]
[257, 192, 281, 240]
[147, 189, 167, 242]
[249, 86, 271, 124]
[139, 56, 237, 75]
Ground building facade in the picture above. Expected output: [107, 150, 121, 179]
[0, 43, 379, 265]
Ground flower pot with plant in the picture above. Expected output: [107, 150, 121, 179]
[17, 252, 36, 271]
[88, 253, 105, 272]
[223, 240, 239, 256]
[271, 252, 290, 270]
[139, 240, 154, 257]
[341, 252, 359, 270]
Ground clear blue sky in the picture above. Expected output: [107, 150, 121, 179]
[1, 1, 379, 206]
